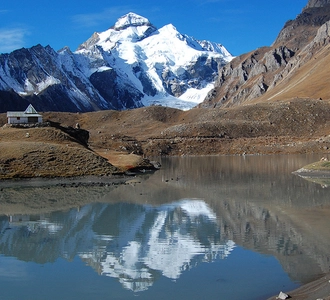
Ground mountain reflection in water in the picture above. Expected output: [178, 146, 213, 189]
[0, 155, 329, 300]
[1, 200, 234, 292]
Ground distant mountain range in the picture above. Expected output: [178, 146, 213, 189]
[0, 12, 232, 113]
[2, 0, 330, 114]
[201, 0, 330, 108]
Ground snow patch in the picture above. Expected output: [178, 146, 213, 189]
[179, 83, 214, 104]
[142, 94, 198, 111]
[114, 12, 151, 30]
[35, 76, 61, 94]
[97, 66, 112, 72]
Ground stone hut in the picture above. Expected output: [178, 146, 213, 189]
[7, 104, 43, 124]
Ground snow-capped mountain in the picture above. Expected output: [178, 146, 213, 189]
[0, 12, 233, 112]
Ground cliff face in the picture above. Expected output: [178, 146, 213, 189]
[274, 0, 330, 49]
[201, 1, 330, 108]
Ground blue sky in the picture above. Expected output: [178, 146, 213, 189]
[0, 0, 308, 56]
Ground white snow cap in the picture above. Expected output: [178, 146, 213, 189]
[114, 12, 152, 30]
[74, 11, 234, 110]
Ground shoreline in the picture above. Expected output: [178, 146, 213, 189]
[293, 167, 330, 178]
[0, 173, 147, 189]
[268, 273, 330, 300]
[0, 172, 154, 216]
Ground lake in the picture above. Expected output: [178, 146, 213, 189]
[0, 154, 329, 300]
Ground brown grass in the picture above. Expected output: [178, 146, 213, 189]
[41, 98, 330, 157]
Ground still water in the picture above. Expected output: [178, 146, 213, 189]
[0, 155, 330, 300]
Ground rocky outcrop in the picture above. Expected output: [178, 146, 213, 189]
[201, 46, 295, 107]
[47, 121, 90, 147]
[312, 19, 330, 44]
[305, 0, 330, 8]
[267, 19, 330, 94]
[273, 2, 330, 49]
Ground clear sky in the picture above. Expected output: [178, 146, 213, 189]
[0, 0, 308, 56]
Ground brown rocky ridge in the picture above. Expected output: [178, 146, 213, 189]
[201, 0, 330, 108]
[35, 97, 330, 157]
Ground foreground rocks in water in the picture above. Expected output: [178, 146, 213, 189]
[293, 158, 330, 177]
[269, 273, 330, 300]
[276, 291, 290, 300]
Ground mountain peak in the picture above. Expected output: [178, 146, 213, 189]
[305, 0, 330, 8]
[0, 11, 233, 112]
[114, 12, 152, 31]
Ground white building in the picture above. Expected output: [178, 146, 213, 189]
[7, 104, 43, 124]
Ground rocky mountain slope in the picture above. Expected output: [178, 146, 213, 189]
[0, 13, 232, 113]
[201, 0, 330, 108]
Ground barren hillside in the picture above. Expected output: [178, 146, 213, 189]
[2, 98, 329, 160]
[0, 121, 157, 179]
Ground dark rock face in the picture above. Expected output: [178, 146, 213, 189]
[89, 69, 144, 110]
[0, 90, 30, 112]
[160, 55, 224, 98]
[25, 84, 92, 112]
[274, 3, 330, 49]
[186, 56, 221, 83]
[0, 44, 145, 113]
[305, 0, 330, 8]
[132, 64, 157, 97]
